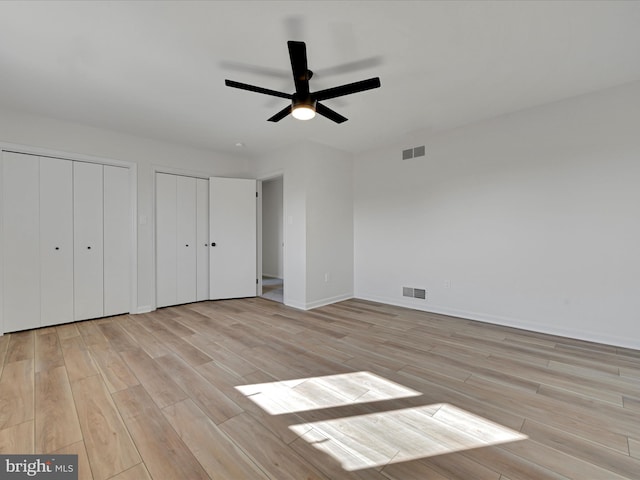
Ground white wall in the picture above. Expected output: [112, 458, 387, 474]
[0, 107, 252, 313]
[304, 147, 354, 308]
[262, 177, 284, 278]
[354, 80, 640, 350]
[255, 141, 354, 310]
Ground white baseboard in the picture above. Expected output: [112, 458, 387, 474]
[355, 293, 640, 351]
[304, 293, 353, 310]
[284, 293, 353, 311]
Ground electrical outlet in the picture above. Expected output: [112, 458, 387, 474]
[324, 273, 329, 282]
[444, 280, 451, 289]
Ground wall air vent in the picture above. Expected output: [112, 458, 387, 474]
[413, 288, 426, 299]
[402, 145, 426, 160]
[403, 287, 426, 299]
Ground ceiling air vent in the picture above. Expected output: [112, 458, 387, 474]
[413, 145, 425, 157]
[402, 148, 413, 160]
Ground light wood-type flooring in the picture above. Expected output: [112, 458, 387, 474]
[1, 298, 639, 479]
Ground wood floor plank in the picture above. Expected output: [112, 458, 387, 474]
[119, 349, 188, 408]
[53, 440, 93, 480]
[117, 316, 171, 358]
[0, 334, 9, 378]
[0, 359, 34, 429]
[630, 437, 640, 460]
[5, 331, 34, 364]
[163, 398, 270, 479]
[416, 452, 502, 480]
[87, 343, 139, 393]
[0, 421, 34, 454]
[218, 412, 331, 480]
[147, 325, 212, 366]
[76, 320, 109, 347]
[34, 332, 65, 373]
[112, 385, 209, 480]
[380, 460, 450, 480]
[55, 322, 81, 340]
[154, 353, 242, 424]
[108, 463, 152, 480]
[521, 419, 640, 479]
[35, 365, 83, 452]
[61, 345, 100, 383]
[502, 437, 631, 480]
[71, 374, 140, 480]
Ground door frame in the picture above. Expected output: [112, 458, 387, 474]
[257, 170, 285, 303]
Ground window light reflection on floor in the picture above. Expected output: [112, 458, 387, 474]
[291, 404, 528, 471]
[235, 371, 421, 415]
[236, 372, 527, 471]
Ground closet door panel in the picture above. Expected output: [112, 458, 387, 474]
[196, 178, 209, 301]
[2, 153, 40, 331]
[156, 173, 177, 308]
[40, 158, 74, 327]
[74, 162, 104, 321]
[104, 165, 131, 316]
[176, 176, 197, 304]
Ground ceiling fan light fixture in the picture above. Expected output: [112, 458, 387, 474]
[292, 98, 316, 120]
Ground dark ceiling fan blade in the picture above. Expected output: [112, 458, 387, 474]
[220, 61, 290, 80]
[316, 102, 348, 124]
[315, 56, 384, 77]
[225, 79, 292, 99]
[313, 77, 381, 101]
[288, 41, 310, 95]
[267, 105, 292, 122]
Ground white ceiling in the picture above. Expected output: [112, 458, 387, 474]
[1, 1, 639, 158]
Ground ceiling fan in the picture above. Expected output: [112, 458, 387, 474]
[225, 41, 381, 123]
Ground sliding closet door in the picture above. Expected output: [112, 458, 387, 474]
[196, 178, 209, 301]
[209, 177, 257, 300]
[2, 152, 40, 331]
[156, 173, 177, 308]
[40, 158, 74, 327]
[104, 165, 131, 316]
[176, 176, 197, 305]
[74, 162, 104, 321]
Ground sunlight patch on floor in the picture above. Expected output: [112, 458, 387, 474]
[290, 403, 528, 471]
[235, 371, 421, 414]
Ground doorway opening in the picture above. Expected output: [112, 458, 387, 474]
[261, 176, 284, 303]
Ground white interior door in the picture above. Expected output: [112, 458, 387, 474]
[196, 178, 209, 301]
[74, 162, 104, 321]
[209, 177, 257, 300]
[176, 176, 197, 304]
[156, 173, 177, 308]
[104, 165, 131, 316]
[2, 152, 40, 331]
[40, 157, 74, 327]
